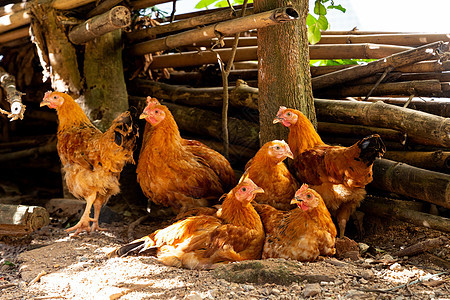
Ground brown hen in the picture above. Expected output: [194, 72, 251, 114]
[110, 177, 265, 269]
[274, 106, 385, 237]
[40, 91, 138, 235]
[254, 184, 336, 261]
[244, 140, 299, 210]
[137, 97, 236, 213]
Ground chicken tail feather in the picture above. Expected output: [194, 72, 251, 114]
[357, 134, 386, 165]
[109, 239, 158, 257]
[110, 107, 139, 151]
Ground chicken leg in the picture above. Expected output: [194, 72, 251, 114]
[66, 193, 96, 236]
[91, 198, 107, 232]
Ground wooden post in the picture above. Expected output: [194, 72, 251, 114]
[312, 41, 449, 90]
[383, 151, 450, 173]
[129, 6, 299, 56]
[83, 30, 129, 131]
[360, 197, 450, 233]
[314, 100, 450, 148]
[69, 6, 131, 45]
[371, 158, 450, 209]
[0, 204, 50, 237]
[0, 67, 26, 121]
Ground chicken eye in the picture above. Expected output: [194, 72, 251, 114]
[286, 112, 291, 116]
[53, 96, 58, 99]
[275, 146, 280, 150]
[306, 193, 312, 199]
[154, 110, 159, 114]
[241, 187, 247, 192]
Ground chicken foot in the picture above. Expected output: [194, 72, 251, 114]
[66, 194, 96, 235]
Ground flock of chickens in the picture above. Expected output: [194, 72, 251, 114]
[40, 91, 386, 269]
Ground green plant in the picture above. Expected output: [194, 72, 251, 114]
[195, 0, 250, 9]
[307, 0, 345, 44]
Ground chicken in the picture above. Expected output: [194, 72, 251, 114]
[254, 184, 336, 261]
[109, 177, 265, 269]
[273, 106, 385, 237]
[137, 97, 235, 213]
[40, 91, 138, 235]
[244, 140, 299, 210]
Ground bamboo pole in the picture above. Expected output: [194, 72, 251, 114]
[371, 158, 450, 209]
[311, 60, 450, 77]
[361, 196, 450, 233]
[87, 0, 123, 18]
[312, 41, 449, 90]
[148, 46, 258, 69]
[52, 0, 97, 10]
[0, 2, 30, 17]
[314, 99, 450, 148]
[68, 6, 131, 44]
[129, 6, 299, 56]
[317, 122, 407, 144]
[317, 33, 450, 46]
[0, 204, 50, 237]
[383, 151, 450, 173]
[315, 79, 443, 97]
[322, 30, 410, 35]
[352, 72, 450, 85]
[130, 0, 173, 10]
[127, 8, 255, 42]
[362, 97, 450, 118]
[0, 9, 31, 35]
[0, 26, 28, 44]
[129, 78, 259, 109]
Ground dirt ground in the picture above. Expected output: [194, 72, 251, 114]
[0, 213, 449, 300]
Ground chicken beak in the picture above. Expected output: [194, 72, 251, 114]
[273, 116, 282, 124]
[40, 100, 50, 107]
[290, 196, 301, 205]
[285, 148, 294, 160]
[252, 187, 265, 194]
[139, 112, 148, 119]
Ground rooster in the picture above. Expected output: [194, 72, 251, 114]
[273, 106, 385, 237]
[109, 177, 265, 269]
[40, 91, 138, 235]
[254, 184, 336, 261]
[137, 97, 235, 213]
[244, 140, 299, 210]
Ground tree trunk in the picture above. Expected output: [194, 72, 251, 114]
[30, 5, 82, 95]
[83, 30, 129, 131]
[255, 0, 314, 145]
[0, 204, 50, 237]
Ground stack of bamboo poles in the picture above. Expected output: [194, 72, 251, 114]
[0, 0, 448, 233]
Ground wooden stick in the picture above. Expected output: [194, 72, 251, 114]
[315, 99, 450, 148]
[392, 237, 449, 257]
[130, 0, 173, 10]
[322, 30, 410, 35]
[0, 2, 30, 17]
[69, 6, 131, 44]
[0, 27, 29, 45]
[0, 9, 30, 35]
[87, 0, 123, 18]
[383, 151, 450, 173]
[361, 97, 450, 117]
[312, 41, 449, 90]
[0, 143, 56, 163]
[52, 0, 96, 10]
[127, 8, 254, 42]
[128, 78, 259, 109]
[371, 158, 450, 208]
[361, 196, 450, 233]
[317, 33, 450, 46]
[316, 79, 443, 97]
[318, 122, 407, 144]
[0, 204, 50, 237]
[0, 66, 25, 121]
[129, 6, 299, 56]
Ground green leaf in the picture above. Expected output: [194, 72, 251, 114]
[3, 261, 14, 266]
[195, 0, 219, 9]
[317, 15, 329, 30]
[314, 1, 327, 15]
[328, 4, 346, 13]
[307, 23, 322, 45]
[306, 14, 317, 27]
[214, 0, 229, 7]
